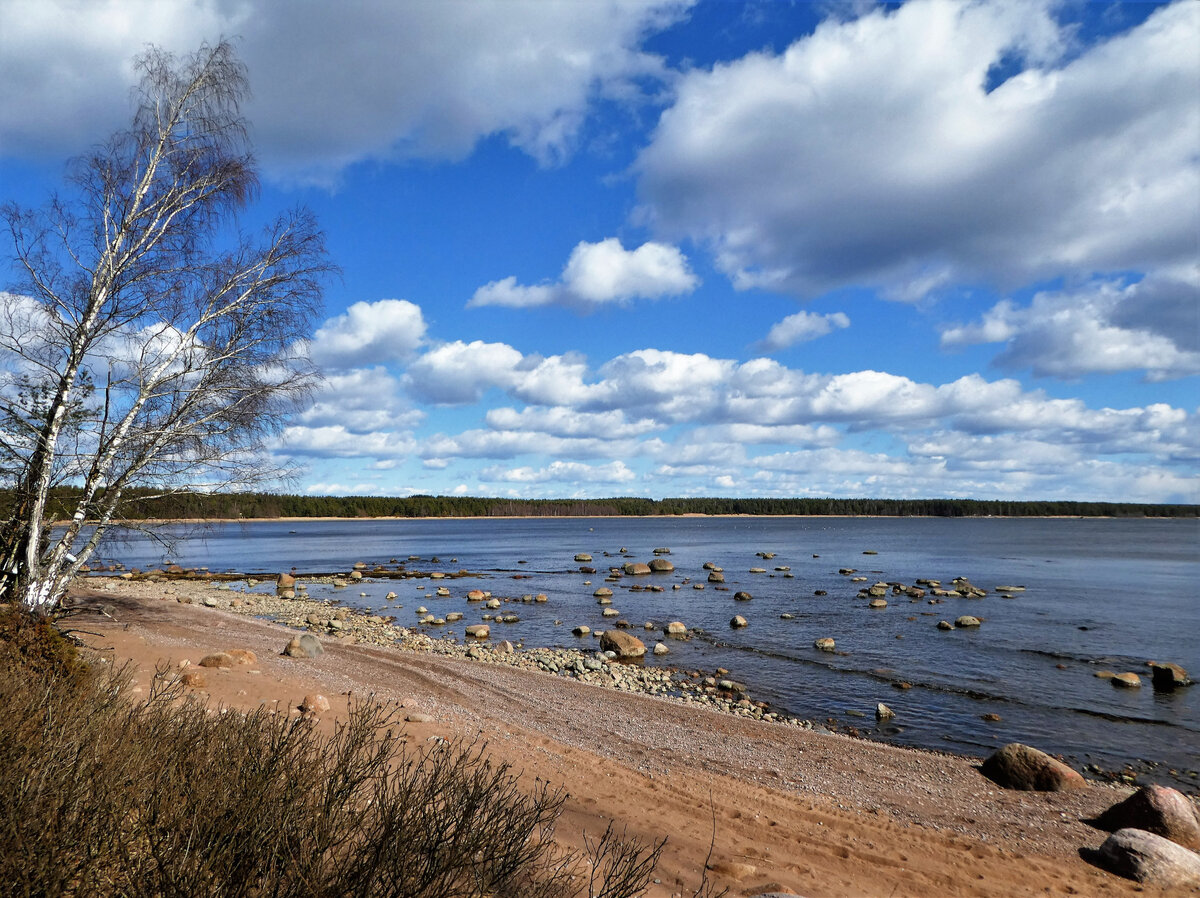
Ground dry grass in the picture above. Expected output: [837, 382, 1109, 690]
[0, 606, 663, 897]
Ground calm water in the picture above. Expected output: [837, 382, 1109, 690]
[91, 516, 1200, 791]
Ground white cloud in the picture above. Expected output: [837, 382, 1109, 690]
[401, 337, 1197, 469]
[636, 0, 1200, 298]
[941, 273, 1200, 381]
[277, 424, 415, 459]
[0, 0, 693, 181]
[469, 238, 698, 309]
[294, 366, 423, 433]
[404, 340, 525, 404]
[484, 406, 658, 439]
[419, 428, 632, 462]
[308, 299, 427, 369]
[761, 310, 850, 349]
[479, 460, 636, 485]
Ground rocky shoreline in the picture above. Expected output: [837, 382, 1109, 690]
[95, 574, 809, 728]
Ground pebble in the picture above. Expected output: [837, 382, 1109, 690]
[181, 581, 813, 729]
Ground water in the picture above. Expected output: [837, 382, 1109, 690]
[90, 515, 1200, 790]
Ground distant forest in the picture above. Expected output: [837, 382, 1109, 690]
[20, 489, 1197, 521]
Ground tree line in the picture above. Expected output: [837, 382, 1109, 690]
[16, 488, 1195, 521]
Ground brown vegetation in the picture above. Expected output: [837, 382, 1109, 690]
[0, 609, 663, 897]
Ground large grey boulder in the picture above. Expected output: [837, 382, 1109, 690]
[1093, 828, 1200, 889]
[1093, 785, 1200, 851]
[283, 633, 323, 658]
[980, 742, 1086, 791]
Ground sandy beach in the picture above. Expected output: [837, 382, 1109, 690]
[66, 577, 1192, 898]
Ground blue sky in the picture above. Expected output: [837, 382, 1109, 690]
[1, 0, 1197, 503]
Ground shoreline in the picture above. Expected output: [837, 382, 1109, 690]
[55, 512, 1189, 525]
[64, 576, 1189, 897]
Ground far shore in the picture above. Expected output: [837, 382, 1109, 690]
[54, 511, 1186, 526]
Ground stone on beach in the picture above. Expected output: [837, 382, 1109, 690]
[1112, 672, 1142, 688]
[299, 693, 330, 714]
[465, 624, 490, 639]
[574, 553, 592, 563]
[954, 615, 981, 628]
[814, 637, 835, 652]
[599, 630, 646, 659]
[980, 742, 1086, 791]
[665, 621, 688, 637]
[1092, 828, 1200, 889]
[283, 633, 323, 658]
[876, 702, 895, 720]
[730, 615, 748, 629]
[708, 571, 725, 583]
[1093, 784, 1200, 851]
[648, 557, 674, 572]
[572, 625, 590, 637]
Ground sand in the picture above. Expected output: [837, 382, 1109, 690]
[65, 579, 1192, 898]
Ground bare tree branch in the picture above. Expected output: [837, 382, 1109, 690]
[0, 40, 333, 610]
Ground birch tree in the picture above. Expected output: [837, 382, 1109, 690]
[0, 41, 332, 611]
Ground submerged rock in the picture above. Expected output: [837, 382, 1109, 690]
[1150, 661, 1193, 691]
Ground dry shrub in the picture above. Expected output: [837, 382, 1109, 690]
[0, 613, 663, 897]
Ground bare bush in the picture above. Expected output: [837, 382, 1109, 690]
[0, 619, 662, 897]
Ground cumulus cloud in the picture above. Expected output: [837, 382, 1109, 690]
[635, 0, 1200, 298]
[277, 424, 414, 459]
[306, 299, 427, 369]
[469, 238, 698, 309]
[293, 367, 423, 434]
[478, 460, 636, 485]
[484, 406, 658, 439]
[403, 340, 526, 405]
[761, 310, 850, 349]
[401, 337, 1197, 465]
[941, 273, 1200, 381]
[0, 0, 692, 180]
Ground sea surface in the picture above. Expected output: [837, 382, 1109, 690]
[89, 516, 1199, 791]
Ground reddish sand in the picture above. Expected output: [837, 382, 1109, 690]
[67, 581, 1191, 898]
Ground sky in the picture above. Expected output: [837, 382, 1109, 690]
[0, 0, 1197, 503]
